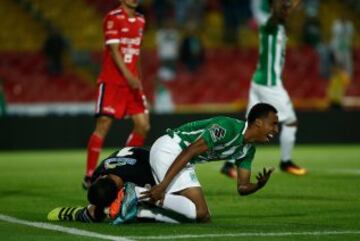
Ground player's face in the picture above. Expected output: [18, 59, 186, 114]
[256, 112, 279, 143]
[122, 0, 139, 9]
[273, 0, 292, 22]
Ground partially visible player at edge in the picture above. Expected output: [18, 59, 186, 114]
[222, 0, 306, 178]
[84, 0, 150, 188]
[49, 148, 183, 224]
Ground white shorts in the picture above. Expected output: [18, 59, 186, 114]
[149, 134, 201, 193]
[247, 82, 297, 123]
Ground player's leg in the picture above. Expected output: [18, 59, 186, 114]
[221, 83, 261, 179]
[263, 85, 306, 175]
[135, 187, 207, 223]
[84, 83, 126, 188]
[84, 116, 113, 188]
[133, 185, 197, 221]
[145, 135, 203, 221]
[279, 121, 306, 175]
[126, 91, 150, 146]
[177, 187, 210, 222]
[126, 112, 150, 146]
[137, 204, 180, 223]
[48, 205, 105, 223]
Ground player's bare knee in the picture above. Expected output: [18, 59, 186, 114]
[95, 118, 113, 137]
[134, 122, 150, 135]
[196, 209, 211, 223]
[141, 121, 151, 133]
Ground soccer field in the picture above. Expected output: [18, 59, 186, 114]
[0, 145, 359, 241]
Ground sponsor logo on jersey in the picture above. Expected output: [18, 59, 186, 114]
[121, 28, 129, 32]
[209, 124, 226, 142]
[119, 37, 141, 45]
[104, 157, 137, 169]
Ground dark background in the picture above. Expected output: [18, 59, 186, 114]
[1, 110, 359, 150]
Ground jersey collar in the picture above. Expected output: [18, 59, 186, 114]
[119, 6, 137, 22]
[242, 121, 248, 135]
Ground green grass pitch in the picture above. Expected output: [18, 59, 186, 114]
[0, 145, 359, 241]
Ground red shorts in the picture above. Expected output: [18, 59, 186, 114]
[95, 83, 148, 119]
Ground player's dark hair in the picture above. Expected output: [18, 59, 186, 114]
[87, 176, 118, 208]
[247, 103, 277, 124]
[93, 206, 106, 222]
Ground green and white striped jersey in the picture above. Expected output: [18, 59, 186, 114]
[166, 116, 256, 170]
[252, 23, 287, 86]
[252, 0, 271, 25]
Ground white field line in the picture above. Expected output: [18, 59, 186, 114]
[128, 231, 360, 240]
[1, 213, 360, 240]
[0, 214, 134, 241]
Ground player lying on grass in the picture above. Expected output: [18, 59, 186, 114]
[49, 147, 198, 223]
[48, 147, 161, 223]
[48, 103, 279, 223]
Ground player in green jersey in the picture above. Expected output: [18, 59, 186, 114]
[136, 103, 279, 222]
[222, 0, 306, 178]
[251, 0, 271, 26]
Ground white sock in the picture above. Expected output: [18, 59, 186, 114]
[137, 207, 179, 224]
[134, 186, 196, 220]
[161, 194, 196, 220]
[280, 125, 297, 162]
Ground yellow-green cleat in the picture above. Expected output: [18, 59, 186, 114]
[47, 207, 83, 221]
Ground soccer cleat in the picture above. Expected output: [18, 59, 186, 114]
[47, 207, 83, 221]
[220, 162, 237, 179]
[279, 160, 307, 176]
[82, 176, 92, 190]
[108, 188, 125, 219]
[113, 182, 138, 224]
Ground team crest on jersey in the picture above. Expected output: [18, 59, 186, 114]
[107, 20, 114, 29]
[209, 124, 226, 142]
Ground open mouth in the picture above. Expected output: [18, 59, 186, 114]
[267, 133, 274, 140]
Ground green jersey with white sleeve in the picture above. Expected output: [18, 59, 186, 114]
[252, 0, 271, 25]
[166, 116, 256, 170]
[252, 23, 287, 86]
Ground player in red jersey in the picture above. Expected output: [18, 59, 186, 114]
[84, 0, 150, 189]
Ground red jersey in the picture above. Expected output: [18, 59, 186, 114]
[98, 6, 145, 86]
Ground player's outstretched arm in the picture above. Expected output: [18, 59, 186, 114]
[237, 167, 274, 196]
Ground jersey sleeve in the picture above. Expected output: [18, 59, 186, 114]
[235, 146, 256, 170]
[200, 118, 235, 149]
[103, 15, 122, 45]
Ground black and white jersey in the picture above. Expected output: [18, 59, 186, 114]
[91, 147, 155, 187]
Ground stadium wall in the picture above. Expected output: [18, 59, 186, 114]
[0, 110, 359, 150]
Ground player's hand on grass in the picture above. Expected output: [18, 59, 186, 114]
[140, 183, 166, 204]
[256, 167, 275, 188]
